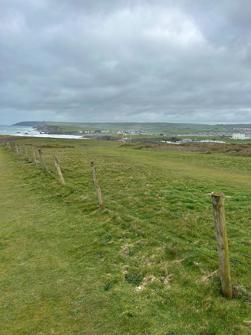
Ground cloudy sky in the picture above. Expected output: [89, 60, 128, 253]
[1, 0, 251, 124]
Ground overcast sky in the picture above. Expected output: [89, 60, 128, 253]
[1, 0, 251, 124]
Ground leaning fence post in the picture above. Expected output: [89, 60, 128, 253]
[24, 147, 30, 162]
[32, 147, 39, 167]
[91, 161, 104, 209]
[21, 146, 25, 156]
[54, 155, 65, 185]
[11, 142, 15, 152]
[15, 144, 19, 154]
[37, 148, 48, 172]
[211, 192, 232, 298]
[24, 146, 31, 162]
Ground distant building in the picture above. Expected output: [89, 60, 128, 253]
[232, 133, 246, 140]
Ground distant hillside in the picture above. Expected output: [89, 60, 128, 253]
[13, 121, 45, 127]
[12, 121, 251, 136]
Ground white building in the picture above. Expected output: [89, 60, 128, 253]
[232, 133, 246, 140]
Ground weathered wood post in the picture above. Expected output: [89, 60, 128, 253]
[21, 145, 25, 158]
[211, 192, 232, 298]
[20, 146, 25, 158]
[24, 146, 31, 162]
[54, 155, 65, 185]
[32, 146, 39, 167]
[37, 148, 48, 172]
[15, 144, 19, 154]
[10, 142, 15, 152]
[91, 161, 104, 209]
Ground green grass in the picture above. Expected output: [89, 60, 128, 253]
[0, 139, 250, 334]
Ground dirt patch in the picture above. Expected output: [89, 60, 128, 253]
[0, 136, 24, 143]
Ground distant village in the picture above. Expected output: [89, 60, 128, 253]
[13, 122, 251, 142]
[39, 127, 251, 143]
[80, 129, 147, 135]
[231, 133, 251, 140]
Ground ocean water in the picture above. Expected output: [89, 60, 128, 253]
[0, 125, 84, 139]
[0, 125, 38, 136]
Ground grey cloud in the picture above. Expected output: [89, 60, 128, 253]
[1, 0, 251, 124]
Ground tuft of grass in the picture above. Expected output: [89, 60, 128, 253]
[125, 272, 144, 286]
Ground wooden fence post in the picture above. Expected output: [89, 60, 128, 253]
[91, 161, 104, 209]
[211, 192, 232, 298]
[37, 148, 48, 172]
[20, 145, 24, 157]
[54, 156, 65, 185]
[24, 146, 31, 162]
[21, 146, 25, 156]
[15, 144, 19, 154]
[32, 147, 39, 167]
[11, 142, 15, 152]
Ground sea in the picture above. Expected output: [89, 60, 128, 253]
[0, 125, 84, 139]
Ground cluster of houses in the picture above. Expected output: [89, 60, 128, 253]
[116, 129, 146, 135]
[80, 129, 146, 136]
[232, 133, 251, 140]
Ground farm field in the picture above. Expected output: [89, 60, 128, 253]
[0, 138, 250, 335]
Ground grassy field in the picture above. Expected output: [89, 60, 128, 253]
[0, 138, 250, 334]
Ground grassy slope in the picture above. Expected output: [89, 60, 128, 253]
[0, 140, 250, 335]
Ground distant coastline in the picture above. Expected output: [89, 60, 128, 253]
[0, 125, 85, 140]
[3, 121, 251, 143]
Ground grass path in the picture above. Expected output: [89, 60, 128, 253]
[0, 149, 113, 334]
